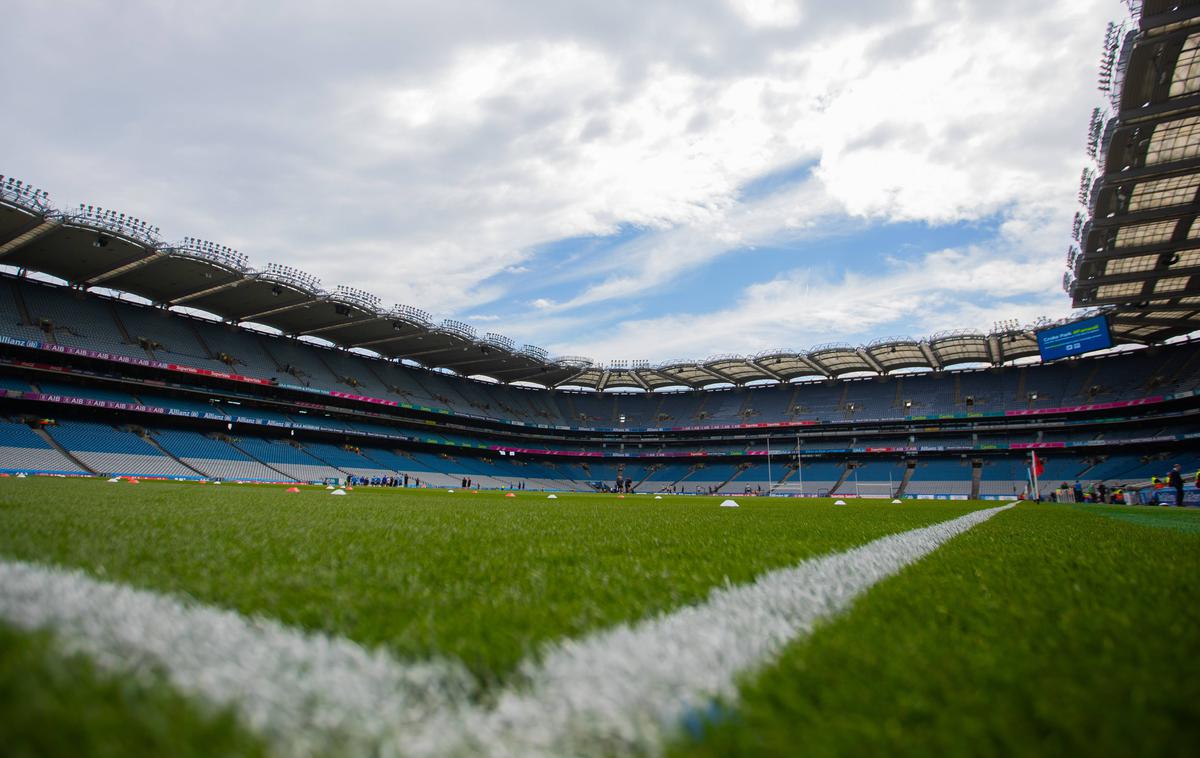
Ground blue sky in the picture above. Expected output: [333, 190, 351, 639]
[1, 0, 1123, 366]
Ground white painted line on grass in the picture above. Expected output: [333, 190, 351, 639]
[420, 503, 1015, 757]
[0, 503, 1013, 757]
[0, 560, 476, 757]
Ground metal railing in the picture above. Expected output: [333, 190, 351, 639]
[553, 355, 594, 368]
[65, 204, 161, 247]
[258, 263, 321, 293]
[482, 332, 515, 351]
[519, 344, 549, 362]
[174, 237, 249, 271]
[437, 319, 476, 339]
[386, 303, 432, 327]
[332, 285, 381, 311]
[0, 175, 50, 212]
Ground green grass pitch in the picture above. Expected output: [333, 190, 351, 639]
[0, 477, 1197, 756]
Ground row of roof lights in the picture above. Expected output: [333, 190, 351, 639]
[75, 204, 160, 237]
[0, 175, 48, 204]
[180, 237, 246, 268]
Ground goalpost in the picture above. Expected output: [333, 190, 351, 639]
[769, 434, 817, 497]
[847, 482, 898, 499]
[844, 465, 898, 499]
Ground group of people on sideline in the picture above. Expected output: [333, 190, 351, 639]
[1146, 463, 1197, 506]
[1044, 463, 1197, 506]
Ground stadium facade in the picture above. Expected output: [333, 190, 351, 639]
[1, 0, 1198, 499]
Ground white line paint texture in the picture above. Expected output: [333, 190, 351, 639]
[0, 503, 1014, 756]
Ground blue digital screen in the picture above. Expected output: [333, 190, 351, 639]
[1036, 316, 1112, 361]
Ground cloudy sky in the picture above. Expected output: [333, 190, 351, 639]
[2, 0, 1122, 365]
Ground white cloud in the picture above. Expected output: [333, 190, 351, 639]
[726, 0, 803, 28]
[551, 204, 1076, 362]
[0, 0, 1123, 357]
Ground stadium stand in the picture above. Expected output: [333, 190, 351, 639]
[4, 0, 1200, 499]
[148, 428, 289, 482]
[42, 420, 197, 478]
[0, 418, 88, 475]
[0, 237, 1196, 495]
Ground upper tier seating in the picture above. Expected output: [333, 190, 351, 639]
[1, 277, 1198, 430]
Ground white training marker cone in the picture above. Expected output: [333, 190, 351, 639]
[833, 499, 847, 505]
[447, 489, 455, 493]
[654, 495, 662, 500]
[720, 499, 739, 508]
[15, 473, 26, 478]
[325, 484, 335, 490]
[107, 477, 120, 483]
[892, 499, 902, 504]
[330, 488, 347, 496]
[547, 494, 558, 499]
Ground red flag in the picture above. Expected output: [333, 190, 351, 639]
[1032, 452, 1045, 477]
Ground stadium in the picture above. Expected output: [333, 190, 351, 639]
[1, 1, 1198, 756]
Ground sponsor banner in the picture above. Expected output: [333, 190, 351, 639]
[904, 494, 970, 500]
[327, 390, 400, 408]
[490, 446, 605, 458]
[1004, 397, 1163, 417]
[18, 392, 222, 420]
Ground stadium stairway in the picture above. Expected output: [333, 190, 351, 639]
[775, 465, 798, 488]
[107, 302, 138, 355]
[827, 464, 852, 496]
[224, 439, 298, 482]
[231, 438, 346, 483]
[672, 463, 703, 490]
[187, 322, 218, 363]
[971, 461, 982, 499]
[714, 463, 748, 494]
[0, 418, 88, 475]
[895, 463, 916, 497]
[136, 430, 210, 478]
[32, 426, 96, 474]
[633, 464, 661, 491]
[7, 280, 34, 333]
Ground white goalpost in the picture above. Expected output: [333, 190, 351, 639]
[769, 434, 815, 497]
[846, 481, 898, 499]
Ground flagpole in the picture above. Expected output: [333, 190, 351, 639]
[1030, 450, 1041, 501]
[766, 436, 772, 496]
[796, 434, 803, 498]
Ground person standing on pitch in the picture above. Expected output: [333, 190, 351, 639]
[1167, 464, 1185, 507]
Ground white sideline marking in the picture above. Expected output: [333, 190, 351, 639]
[0, 561, 476, 757]
[0, 504, 1013, 756]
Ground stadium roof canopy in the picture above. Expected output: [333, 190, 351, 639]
[5, 4, 1200, 391]
[1070, 0, 1200, 342]
[0, 175, 1174, 391]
